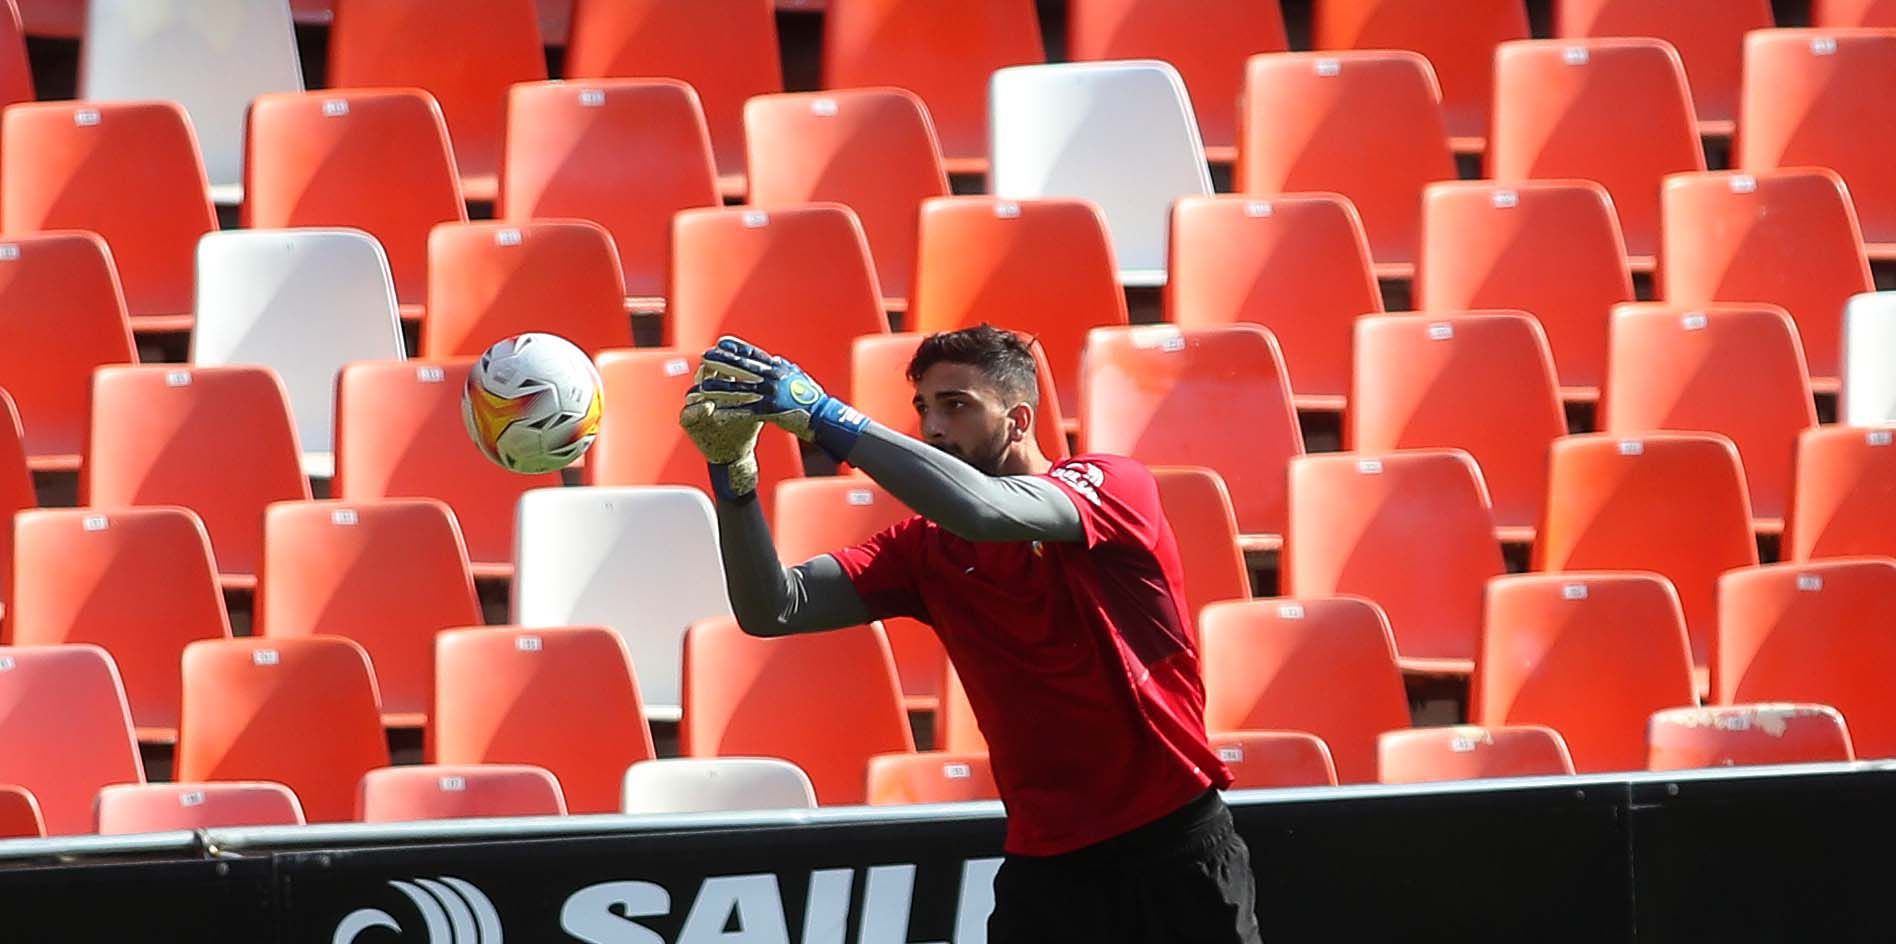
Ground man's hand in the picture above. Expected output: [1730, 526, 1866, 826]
[679, 364, 763, 503]
[692, 336, 871, 462]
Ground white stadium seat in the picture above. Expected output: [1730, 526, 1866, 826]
[622, 757, 818, 814]
[1844, 290, 1896, 426]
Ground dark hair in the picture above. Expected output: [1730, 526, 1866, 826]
[905, 324, 1040, 407]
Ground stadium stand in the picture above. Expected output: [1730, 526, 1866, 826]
[1377, 725, 1575, 783]
[1552, 0, 1772, 138]
[867, 752, 999, 805]
[1787, 425, 1896, 561]
[95, 782, 305, 834]
[0, 645, 143, 834]
[622, 758, 818, 814]
[423, 219, 630, 358]
[1647, 704, 1856, 771]
[0, 233, 133, 471]
[357, 764, 567, 822]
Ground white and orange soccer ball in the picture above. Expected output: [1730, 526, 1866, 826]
[462, 333, 603, 474]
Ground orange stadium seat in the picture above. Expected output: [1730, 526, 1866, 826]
[1209, 731, 1339, 789]
[10, 507, 230, 743]
[1167, 194, 1382, 411]
[683, 618, 914, 805]
[501, 79, 720, 304]
[14, 0, 76, 36]
[1082, 325, 1303, 544]
[1286, 450, 1504, 673]
[246, 88, 468, 322]
[1200, 597, 1411, 783]
[1812, 0, 1896, 25]
[1, 101, 215, 334]
[1489, 38, 1703, 266]
[334, 360, 556, 579]
[0, 390, 32, 599]
[177, 637, 387, 823]
[1660, 168, 1873, 387]
[1787, 426, 1896, 562]
[0, 0, 29, 110]
[1416, 180, 1634, 398]
[86, 365, 310, 588]
[1351, 312, 1565, 535]
[821, 0, 1044, 175]
[0, 786, 42, 839]
[0, 645, 143, 834]
[1475, 573, 1697, 773]
[260, 499, 480, 731]
[1536, 433, 1758, 665]
[1648, 704, 1855, 771]
[1311, 0, 1528, 151]
[565, 0, 781, 196]
[95, 782, 304, 834]
[866, 752, 999, 805]
[435, 626, 655, 814]
[1716, 558, 1896, 758]
[911, 197, 1128, 419]
[849, 332, 1069, 462]
[1237, 51, 1455, 272]
[588, 349, 804, 525]
[937, 663, 985, 754]
[1603, 304, 1816, 525]
[773, 477, 942, 711]
[1377, 725, 1576, 784]
[358, 764, 567, 822]
[1554, 0, 1772, 137]
[327, 0, 545, 203]
[744, 89, 949, 310]
[1740, 29, 1896, 255]
[1150, 467, 1254, 622]
[1064, 0, 1288, 161]
[0, 232, 135, 471]
[423, 220, 630, 358]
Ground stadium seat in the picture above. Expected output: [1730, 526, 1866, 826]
[513, 487, 732, 724]
[1716, 558, 1896, 758]
[357, 764, 566, 822]
[1, 101, 216, 334]
[1167, 194, 1382, 411]
[192, 229, 406, 479]
[87, 365, 311, 587]
[177, 637, 387, 823]
[773, 478, 941, 710]
[565, 0, 781, 196]
[1416, 180, 1634, 397]
[821, 0, 1044, 175]
[260, 499, 479, 730]
[989, 61, 1213, 286]
[327, 0, 545, 202]
[245, 88, 468, 322]
[1603, 304, 1816, 525]
[1812, 0, 1896, 25]
[1311, 0, 1529, 152]
[1648, 704, 1855, 770]
[334, 360, 553, 578]
[910, 197, 1128, 419]
[1351, 312, 1565, 535]
[1475, 573, 1697, 773]
[1063, 0, 1287, 161]
[867, 752, 999, 805]
[435, 625, 654, 814]
[1377, 725, 1576, 784]
[1553, 0, 1773, 137]
[682, 618, 914, 805]
[423, 220, 630, 358]
[1489, 39, 1703, 266]
[0, 390, 32, 599]
[1209, 731, 1339, 789]
[937, 662, 986, 755]
[0, 232, 135, 470]
[501, 79, 719, 304]
[79, 0, 303, 204]
[1200, 598, 1411, 783]
[849, 333, 1069, 462]
[1237, 51, 1455, 272]
[0, 0, 29, 110]
[95, 782, 304, 834]
[669, 204, 888, 401]
[1787, 426, 1896, 562]
[588, 350, 804, 525]
[0, 645, 143, 834]
[1285, 450, 1504, 673]
[1082, 324, 1301, 543]
[622, 758, 817, 814]
[11, 507, 230, 743]
[1536, 433, 1758, 665]
[1844, 292, 1896, 426]
[0, 786, 42, 839]
[14, 0, 77, 36]
[1660, 169, 1873, 387]
[1150, 467, 1254, 622]
[744, 89, 947, 309]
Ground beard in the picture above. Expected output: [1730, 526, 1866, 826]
[931, 427, 1013, 476]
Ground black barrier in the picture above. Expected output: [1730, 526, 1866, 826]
[0, 855, 274, 941]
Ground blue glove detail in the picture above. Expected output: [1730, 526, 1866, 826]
[693, 337, 871, 463]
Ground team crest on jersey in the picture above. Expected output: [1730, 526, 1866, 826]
[1052, 461, 1105, 505]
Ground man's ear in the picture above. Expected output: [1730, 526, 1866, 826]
[1008, 402, 1034, 442]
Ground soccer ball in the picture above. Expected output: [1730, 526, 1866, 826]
[462, 333, 604, 474]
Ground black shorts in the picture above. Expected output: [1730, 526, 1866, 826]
[987, 790, 1263, 944]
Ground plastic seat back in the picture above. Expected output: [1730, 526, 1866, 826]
[622, 757, 817, 814]
[95, 782, 304, 834]
[1311, 0, 1529, 144]
[1378, 725, 1575, 784]
[1813, 0, 1896, 25]
[0, 785, 42, 838]
[0, 0, 29, 109]
[0, 389, 33, 606]
[1844, 291, 1896, 425]
[424, 220, 629, 358]
[1150, 467, 1253, 624]
[1209, 731, 1338, 789]
[1553, 0, 1774, 129]
[866, 752, 998, 805]
[1788, 425, 1896, 561]
[1648, 704, 1854, 770]
[358, 764, 566, 822]
[0, 645, 143, 834]
[0, 232, 134, 466]
[849, 333, 1068, 462]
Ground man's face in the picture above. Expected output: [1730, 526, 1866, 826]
[913, 362, 1017, 476]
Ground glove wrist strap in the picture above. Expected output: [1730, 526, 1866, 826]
[809, 397, 871, 463]
[706, 462, 758, 505]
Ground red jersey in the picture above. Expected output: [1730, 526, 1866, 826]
[832, 454, 1233, 855]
